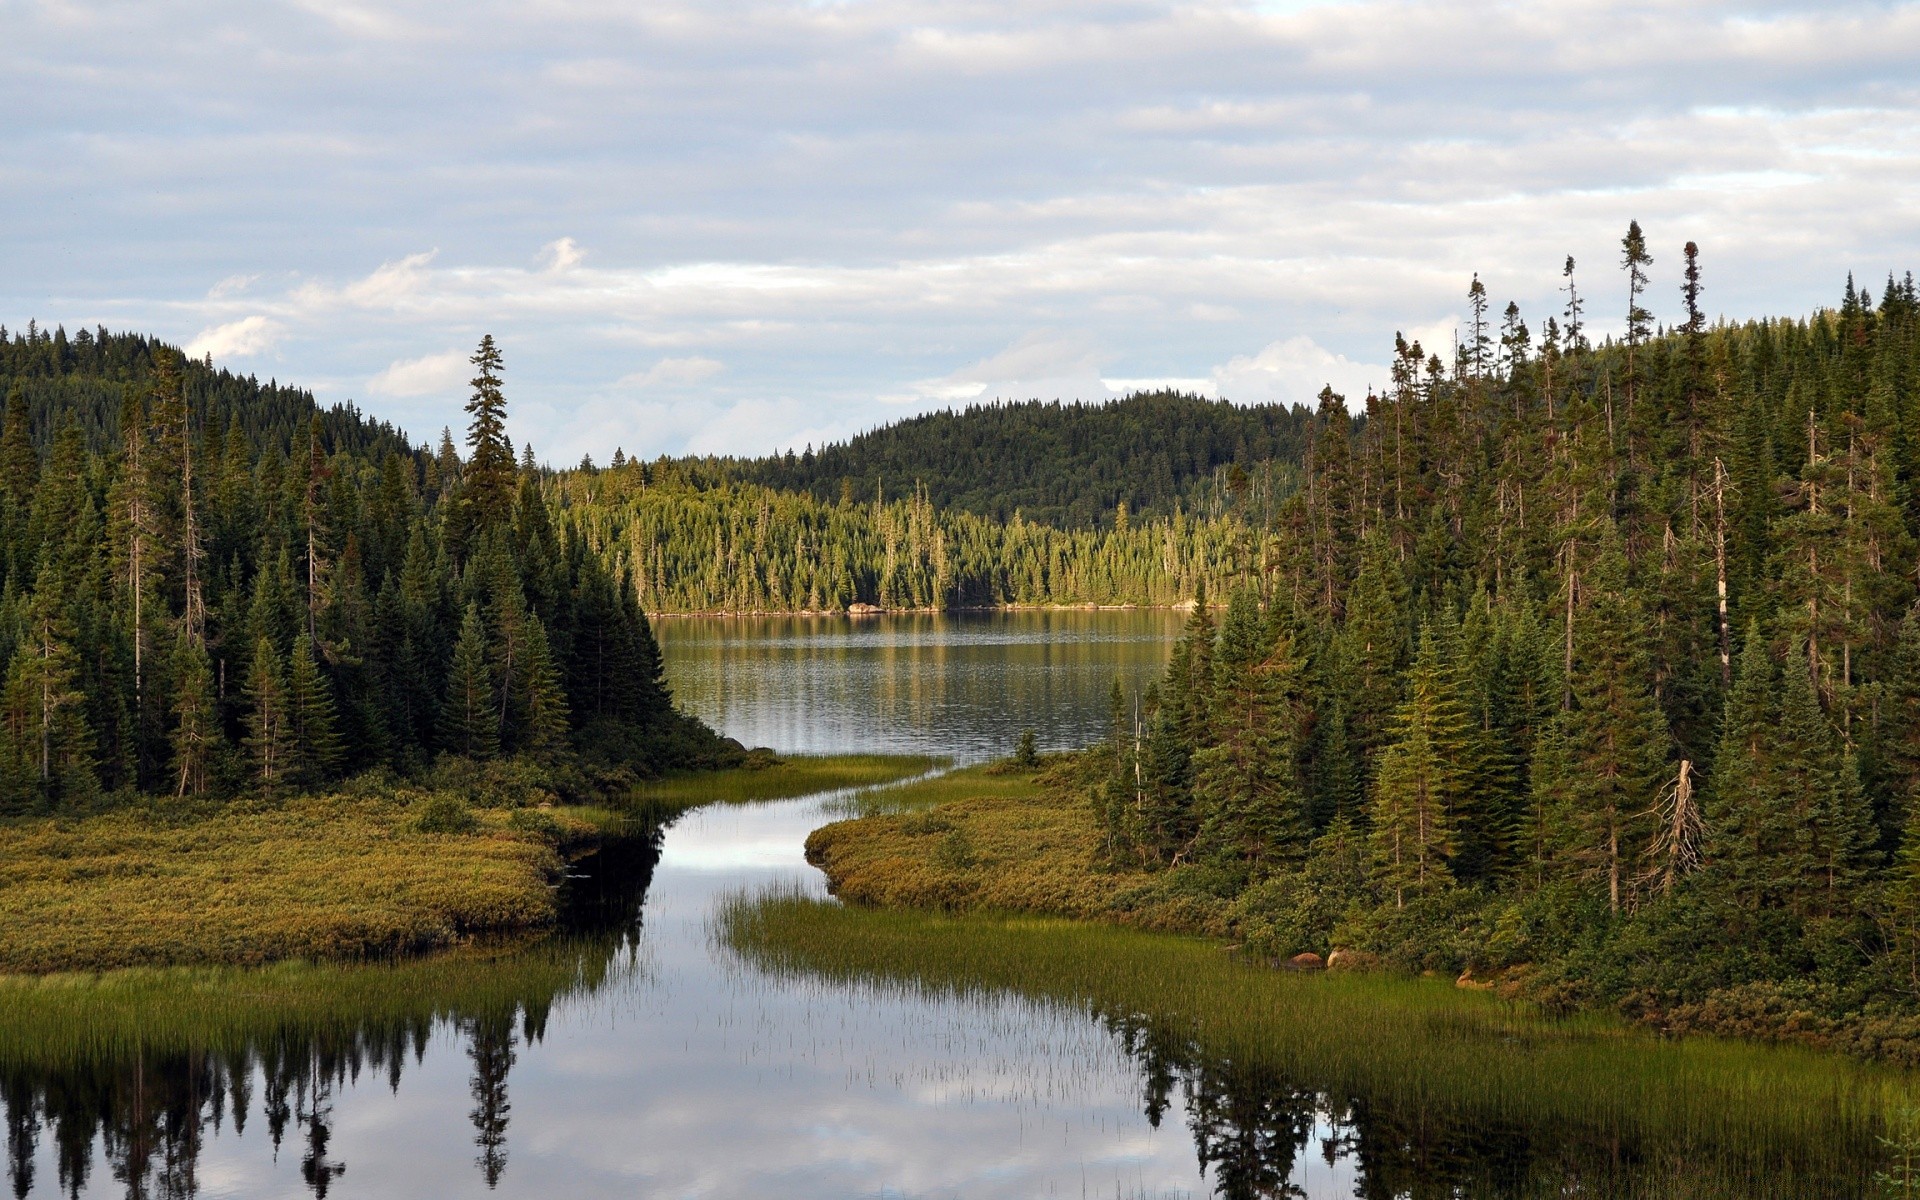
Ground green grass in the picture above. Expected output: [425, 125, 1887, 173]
[0, 936, 619, 1069]
[723, 890, 1905, 1195]
[0, 788, 600, 974]
[824, 759, 1049, 816]
[805, 757, 1227, 932]
[631, 753, 942, 811]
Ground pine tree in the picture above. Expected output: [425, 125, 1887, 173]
[1621, 219, 1654, 423]
[462, 336, 516, 539]
[286, 633, 343, 788]
[1540, 530, 1673, 911]
[169, 634, 218, 798]
[516, 617, 570, 764]
[243, 636, 294, 800]
[1191, 587, 1308, 866]
[442, 604, 499, 760]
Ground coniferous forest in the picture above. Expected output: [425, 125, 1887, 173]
[0, 330, 731, 815]
[12, 230, 1920, 1049]
[1093, 237, 1920, 1047]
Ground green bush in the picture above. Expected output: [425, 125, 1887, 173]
[416, 794, 478, 835]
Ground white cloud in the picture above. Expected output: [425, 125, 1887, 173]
[1212, 336, 1388, 409]
[184, 315, 279, 360]
[618, 356, 725, 388]
[7, 0, 1920, 460]
[368, 349, 470, 397]
[541, 237, 587, 272]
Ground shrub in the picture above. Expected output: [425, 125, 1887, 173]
[416, 794, 477, 835]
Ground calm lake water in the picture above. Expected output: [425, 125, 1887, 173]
[0, 612, 1884, 1198]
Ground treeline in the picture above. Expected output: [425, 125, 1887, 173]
[1099, 235, 1920, 1033]
[0, 328, 726, 815]
[553, 463, 1266, 612]
[705, 391, 1311, 528]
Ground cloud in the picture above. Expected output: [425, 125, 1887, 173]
[541, 237, 586, 272]
[1212, 336, 1388, 409]
[6, 0, 1920, 461]
[183, 316, 279, 361]
[368, 349, 470, 397]
[889, 332, 1106, 404]
[618, 356, 725, 388]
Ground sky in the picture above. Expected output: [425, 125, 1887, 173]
[5, 0, 1919, 464]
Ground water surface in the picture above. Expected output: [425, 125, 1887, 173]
[0, 611, 1885, 1198]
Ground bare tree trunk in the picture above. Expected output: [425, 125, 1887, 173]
[1714, 458, 1731, 686]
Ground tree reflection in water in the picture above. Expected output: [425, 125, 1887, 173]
[0, 827, 661, 1200]
[1102, 1011, 1865, 1200]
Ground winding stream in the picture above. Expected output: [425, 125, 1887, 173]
[0, 612, 1888, 1197]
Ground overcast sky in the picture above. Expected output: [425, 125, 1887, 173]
[6, 0, 1918, 462]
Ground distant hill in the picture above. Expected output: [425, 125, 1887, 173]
[736, 391, 1324, 528]
[0, 322, 415, 462]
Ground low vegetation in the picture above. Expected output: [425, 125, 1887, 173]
[806, 756, 1229, 930]
[724, 889, 1903, 1196]
[631, 752, 941, 811]
[0, 781, 600, 974]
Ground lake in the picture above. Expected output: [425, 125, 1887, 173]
[0, 611, 1892, 1198]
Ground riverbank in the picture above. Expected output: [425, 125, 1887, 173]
[803, 752, 1920, 1068]
[0, 754, 922, 975]
[723, 891, 1902, 1196]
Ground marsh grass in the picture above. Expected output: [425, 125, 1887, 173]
[631, 753, 941, 811]
[824, 760, 1048, 817]
[0, 792, 595, 974]
[805, 762, 1227, 931]
[0, 937, 619, 1069]
[724, 890, 1907, 1190]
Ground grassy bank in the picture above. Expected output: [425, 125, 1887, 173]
[724, 891, 1903, 1195]
[0, 753, 928, 976]
[0, 785, 598, 974]
[0, 937, 617, 1069]
[805, 756, 1230, 931]
[632, 753, 941, 811]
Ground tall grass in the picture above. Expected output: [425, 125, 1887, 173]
[0, 792, 588, 974]
[723, 890, 1908, 1194]
[824, 760, 1047, 816]
[0, 937, 622, 1070]
[630, 753, 941, 810]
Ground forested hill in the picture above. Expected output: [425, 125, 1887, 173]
[734, 391, 1318, 528]
[0, 327, 731, 817]
[0, 322, 413, 462]
[1089, 254, 1920, 1055]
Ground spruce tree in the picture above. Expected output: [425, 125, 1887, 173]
[1365, 624, 1470, 905]
[1540, 530, 1672, 911]
[462, 336, 516, 538]
[169, 634, 218, 798]
[243, 636, 294, 800]
[442, 603, 499, 760]
[517, 617, 571, 764]
[286, 633, 343, 788]
[1191, 587, 1307, 866]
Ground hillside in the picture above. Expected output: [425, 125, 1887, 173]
[736, 390, 1321, 528]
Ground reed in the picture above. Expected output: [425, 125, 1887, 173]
[826, 760, 1047, 816]
[631, 753, 941, 810]
[0, 791, 596, 974]
[723, 889, 1906, 1194]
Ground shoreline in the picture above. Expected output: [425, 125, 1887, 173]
[646, 600, 1211, 619]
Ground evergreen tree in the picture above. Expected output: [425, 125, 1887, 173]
[441, 604, 499, 760]
[243, 636, 294, 800]
[169, 634, 218, 798]
[1540, 531, 1673, 911]
[1191, 587, 1308, 866]
[286, 633, 343, 788]
[460, 336, 516, 542]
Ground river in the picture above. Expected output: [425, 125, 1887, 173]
[0, 611, 1887, 1198]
